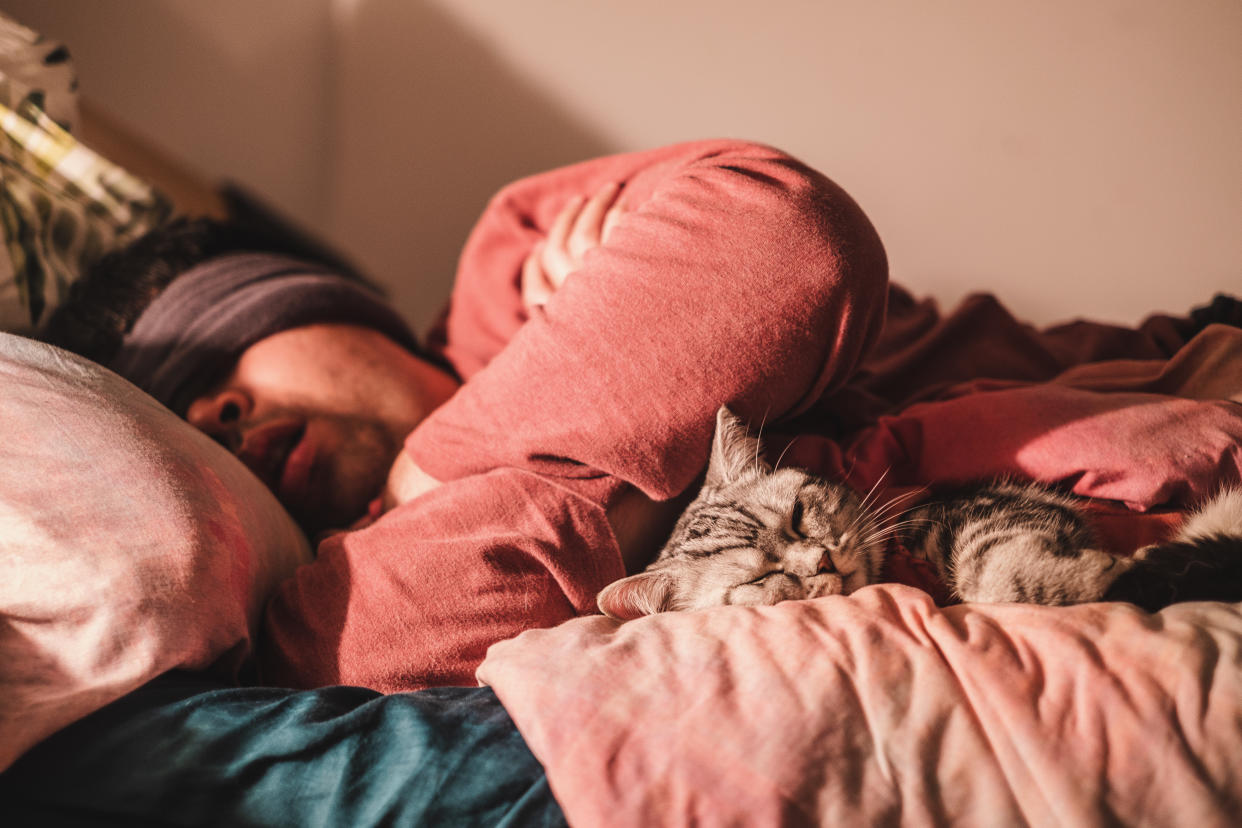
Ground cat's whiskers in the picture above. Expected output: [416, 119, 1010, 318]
[753, 409, 770, 476]
[871, 499, 931, 529]
[866, 517, 937, 538]
[867, 509, 942, 546]
[842, 507, 874, 541]
[854, 489, 933, 541]
[845, 471, 920, 539]
[771, 436, 799, 473]
[860, 518, 937, 550]
[855, 467, 891, 515]
[859, 489, 928, 535]
[869, 508, 933, 533]
[836, 470, 893, 540]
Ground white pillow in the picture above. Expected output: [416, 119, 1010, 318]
[0, 333, 310, 770]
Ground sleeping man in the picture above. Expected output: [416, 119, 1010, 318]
[44, 139, 890, 689]
[45, 139, 1240, 692]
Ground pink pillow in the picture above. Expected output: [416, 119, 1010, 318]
[0, 333, 311, 770]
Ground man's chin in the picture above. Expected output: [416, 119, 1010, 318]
[285, 425, 400, 539]
[290, 481, 387, 541]
[294, 505, 364, 542]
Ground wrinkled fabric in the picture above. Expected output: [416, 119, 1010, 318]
[479, 585, 1242, 827]
[2, 671, 564, 828]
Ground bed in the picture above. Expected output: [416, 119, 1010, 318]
[3, 17, 1241, 827]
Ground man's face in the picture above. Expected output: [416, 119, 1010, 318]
[185, 323, 459, 536]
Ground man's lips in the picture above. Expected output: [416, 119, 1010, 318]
[279, 422, 318, 508]
[237, 419, 307, 502]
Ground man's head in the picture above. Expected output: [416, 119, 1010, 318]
[44, 218, 459, 536]
[183, 321, 458, 535]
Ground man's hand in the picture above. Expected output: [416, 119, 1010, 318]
[323, 452, 442, 540]
[381, 450, 442, 512]
[521, 181, 625, 310]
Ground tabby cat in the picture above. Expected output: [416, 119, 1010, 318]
[596, 406, 1242, 619]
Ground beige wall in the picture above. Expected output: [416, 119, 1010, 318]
[6, 0, 1240, 332]
[2, 1, 335, 226]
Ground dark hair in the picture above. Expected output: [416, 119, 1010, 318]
[42, 215, 379, 365]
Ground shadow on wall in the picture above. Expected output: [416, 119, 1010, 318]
[329, 0, 616, 334]
[0, 0, 336, 232]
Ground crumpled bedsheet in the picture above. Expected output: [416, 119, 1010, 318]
[479, 584, 1242, 826]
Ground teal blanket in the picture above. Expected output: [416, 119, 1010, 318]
[1, 672, 563, 827]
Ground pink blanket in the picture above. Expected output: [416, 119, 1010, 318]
[479, 584, 1242, 825]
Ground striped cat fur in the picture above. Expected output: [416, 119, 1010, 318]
[597, 406, 1242, 620]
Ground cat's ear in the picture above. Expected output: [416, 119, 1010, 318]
[705, 405, 768, 487]
[597, 571, 673, 620]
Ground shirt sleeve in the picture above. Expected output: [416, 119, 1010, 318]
[260, 468, 625, 691]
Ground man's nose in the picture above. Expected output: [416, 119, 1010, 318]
[185, 389, 252, 451]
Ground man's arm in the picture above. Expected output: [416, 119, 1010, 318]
[409, 139, 890, 501]
[261, 468, 625, 690]
[378, 182, 626, 512]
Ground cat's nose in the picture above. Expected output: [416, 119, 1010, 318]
[817, 551, 835, 573]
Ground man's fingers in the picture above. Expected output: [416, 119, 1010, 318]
[538, 183, 624, 293]
[521, 242, 554, 309]
[601, 201, 626, 245]
[544, 194, 584, 280]
[567, 181, 622, 262]
[546, 194, 584, 244]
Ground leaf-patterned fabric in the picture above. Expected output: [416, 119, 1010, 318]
[0, 12, 170, 335]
